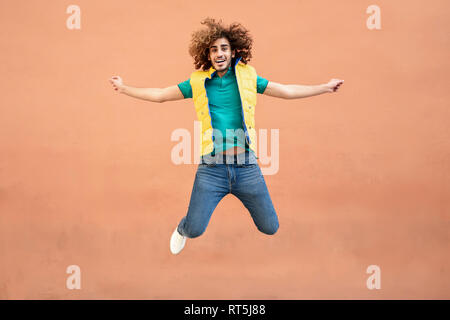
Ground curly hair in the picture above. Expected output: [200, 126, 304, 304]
[188, 17, 253, 71]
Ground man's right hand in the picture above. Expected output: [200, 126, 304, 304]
[109, 76, 125, 93]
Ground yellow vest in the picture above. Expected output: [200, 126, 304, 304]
[190, 57, 257, 156]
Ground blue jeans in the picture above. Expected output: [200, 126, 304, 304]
[177, 153, 279, 238]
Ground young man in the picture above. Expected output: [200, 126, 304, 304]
[109, 18, 344, 255]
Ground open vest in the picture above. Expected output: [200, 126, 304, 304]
[189, 57, 257, 157]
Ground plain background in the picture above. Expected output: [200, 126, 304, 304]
[0, 0, 449, 299]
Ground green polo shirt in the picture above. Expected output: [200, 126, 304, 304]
[178, 65, 269, 154]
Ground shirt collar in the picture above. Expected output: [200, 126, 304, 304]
[212, 65, 234, 78]
[207, 57, 240, 79]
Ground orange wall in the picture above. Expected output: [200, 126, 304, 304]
[0, 0, 449, 299]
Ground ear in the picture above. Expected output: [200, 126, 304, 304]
[232, 49, 236, 58]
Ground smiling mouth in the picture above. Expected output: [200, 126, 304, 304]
[216, 60, 225, 65]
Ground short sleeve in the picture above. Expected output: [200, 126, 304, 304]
[256, 75, 269, 94]
[177, 79, 193, 99]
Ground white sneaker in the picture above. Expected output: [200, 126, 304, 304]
[170, 227, 187, 255]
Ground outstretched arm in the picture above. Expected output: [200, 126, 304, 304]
[109, 76, 184, 103]
[263, 79, 344, 99]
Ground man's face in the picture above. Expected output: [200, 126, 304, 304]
[208, 37, 235, 72]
